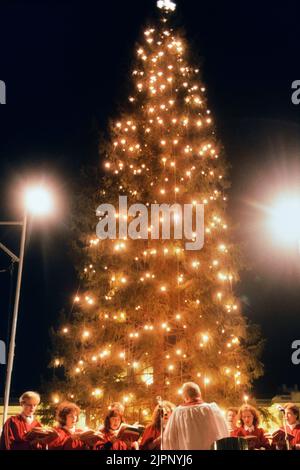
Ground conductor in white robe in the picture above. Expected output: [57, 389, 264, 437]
[162, 382, 229, 450]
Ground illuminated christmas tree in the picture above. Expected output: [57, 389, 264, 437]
[49, 0, 263, 424]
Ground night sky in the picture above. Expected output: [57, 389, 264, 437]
[1, 0, 300, 402]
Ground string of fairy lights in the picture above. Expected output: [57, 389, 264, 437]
[51, 1, 249, 410]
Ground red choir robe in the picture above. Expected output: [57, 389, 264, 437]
[0, 414, 42, 450]
[47, 426, 88, 450]
[232, 426, 270, 450]
[94, 427, 129, 450]
[140, 425, 161, 450]
[283, 423, 300, 449]
[229, 426, 238, 436]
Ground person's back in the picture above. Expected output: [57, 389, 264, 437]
[162, 382, 229, 450]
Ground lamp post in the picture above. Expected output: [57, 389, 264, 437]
[1, 186, 53, 426]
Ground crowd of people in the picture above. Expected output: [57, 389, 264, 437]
[1, 382, 300, 451]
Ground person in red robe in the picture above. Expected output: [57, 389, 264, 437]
[48, 401, 88, 450]
[275, 403, 300, 450]
[232, 404, 270, 450]
[284, 403, 300, 449]
[0, 391, 43, 450]
[226, 407, 238, 434]
[94, 407, 137, 450]
[140, 401, 175, 450]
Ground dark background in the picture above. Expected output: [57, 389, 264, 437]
[1, 0, 300, 401]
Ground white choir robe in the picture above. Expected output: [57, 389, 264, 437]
[162, 402, 229, 450]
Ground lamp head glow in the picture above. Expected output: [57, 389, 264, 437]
[25, 186, 54, 215]
[269, 195, 300, 245]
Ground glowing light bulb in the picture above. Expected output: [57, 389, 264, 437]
[25, 186, 54, 215]
[202, 334, 209, 343]
[52, 395, 60, 404]
[219, 244, 227, 252]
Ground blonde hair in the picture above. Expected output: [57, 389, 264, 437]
[19, 391, 40, 405]
[284, 403, 300, 420]
[182, 382, 201, 400]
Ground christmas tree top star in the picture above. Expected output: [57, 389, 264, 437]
[157, 0, 176, 12]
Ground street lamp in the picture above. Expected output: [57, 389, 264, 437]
[1, 185, 54, 426]
[24, 186, 54, 216]
[268, 195, 300, 248]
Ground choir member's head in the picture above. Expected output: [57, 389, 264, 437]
[238, 404, 260, 428]
[56, 401, 80, 429]
[104, 409, 123, 432]
[19, 391, 40, 417]
[284, 403, 299, 426]
[110, 402, 125, 416]
[226, 407, 238, 428]
[182, 382, 202, 404]
[151, 401, 175, 430]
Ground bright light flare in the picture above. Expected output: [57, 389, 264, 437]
[25, 186, 54, 215]
[268, 195, 300, 245]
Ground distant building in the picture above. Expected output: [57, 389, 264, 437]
[271, 384, 300, 407]
[256, 384, 300, 407]
[0, 398, 21, 426]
